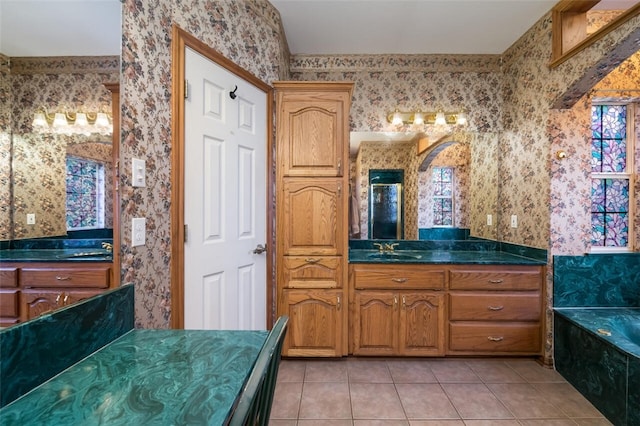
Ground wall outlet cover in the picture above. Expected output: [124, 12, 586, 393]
[132, 218, 146, 246]
[27, 213, 36, 225]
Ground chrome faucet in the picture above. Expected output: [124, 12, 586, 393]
[373, 243, 384, 252]
[101, 242, 113, 253]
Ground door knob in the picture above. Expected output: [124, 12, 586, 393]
[253, 244, 267, 254]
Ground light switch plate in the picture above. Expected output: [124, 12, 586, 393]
[511, 215, 518, 228]
[132, 158, 146, 187]
[486, 214, 493, 226]
[132, 218, 146, 247]
[27, 213, 36, 225]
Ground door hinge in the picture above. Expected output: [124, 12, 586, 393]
[184, 79, 189, 100]
[184, 224, 188, 242]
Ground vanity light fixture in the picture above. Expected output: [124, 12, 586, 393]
[387, 109, 467, 134]
[32, 108, 113, 136]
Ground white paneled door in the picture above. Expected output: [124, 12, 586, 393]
[183, 47, 267, 330]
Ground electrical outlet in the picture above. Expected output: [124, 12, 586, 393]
[132, 158, 146, 187]
[511, 215, 518, 228]
[132, 218, 146, 247]
[27, 213, 36, 225]
[486, 214, 493, 226]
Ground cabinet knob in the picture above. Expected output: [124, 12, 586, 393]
[487, 336, 504, 342]
[337, 295, 341, 310]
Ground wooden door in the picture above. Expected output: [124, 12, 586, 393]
[280, 289, 344, 357]
[352, 291, 397, 356]
[399, 292, 445, 356]
[280, 178, 344, 256]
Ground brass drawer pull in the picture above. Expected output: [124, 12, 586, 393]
[391, 278, 408, 283]
[55, 276, 72, 281]
[488, 279, 504, 284]
[487, 336, 504, 342]
[488, 305, 504, 311]
[304, 258, 320, 264]
[63, 294, 69, 304]
[55, 293, 62, 304]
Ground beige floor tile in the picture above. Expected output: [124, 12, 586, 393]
[304, 360, 348, 382]
[463, 421, 522, 426]
[350, 383, 406, 419]
[270, 381, 303, 419]
[441, 383, 513, 420]
[277, 360, 307, 382]
[531, 382, 603, 418]
[466, 360, 527, 383]
[504, 360, 566, 383]
[395, 383, 459, 420]
[488, 383, 566, 419]
[353, 420, 410, 426]
[572, 418, 613, 425]
[299, 382, 352, 419]
[267, 420, 298, 426]
[429, 360, 481, 383]
[387, 359, 438, 383]
[348, 359, 393, 383]
[298, 420, 354, 426]
[519, 420, 577, 425]
[408, 421, 465, 426]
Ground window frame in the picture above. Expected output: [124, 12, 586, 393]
[432, 166, 455, 228]
[589, 102, 636, 253]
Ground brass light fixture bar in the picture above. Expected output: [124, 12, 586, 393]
[32, 107, 113, 135]
[386, 110, 467, 126]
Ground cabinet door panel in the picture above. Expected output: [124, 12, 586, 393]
[281, 289, 344, 357]
[0, 289, 19, 316]
[399, 292, 445, 356]
[353, 291, 397, 355]
[280, 179, 343, 256]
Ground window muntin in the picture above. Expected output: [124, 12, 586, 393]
[432, 167, 454, 227]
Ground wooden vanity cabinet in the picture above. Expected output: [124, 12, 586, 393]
[275, 82, 353, 357]
[0, 267, 20, 327]
[447, 265, 544, 355]
[350, 264, 447, 356]
[17, 262, 111, 321]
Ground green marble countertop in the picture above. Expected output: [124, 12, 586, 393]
[349, 249, 546, 265]
[0, 248, 112, 262]
[0, 329, 268, 425]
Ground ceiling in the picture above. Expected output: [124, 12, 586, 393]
[0, 0, 635, 57]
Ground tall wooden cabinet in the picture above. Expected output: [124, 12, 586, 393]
[274, 82, 353, 357]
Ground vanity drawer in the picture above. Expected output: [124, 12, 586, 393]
[449, 322, 541, 353]
[449, 266, 542, 291]
[281, 256, 343, 288]
[0, 267, 18, 288]
[449, 292, 541, 321]
[20, 266, 110, 289]
[352, 264, 446, 290]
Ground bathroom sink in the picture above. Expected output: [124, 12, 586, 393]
[367, 251, 422, 260]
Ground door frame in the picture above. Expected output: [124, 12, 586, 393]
[170, 25, 274, 329]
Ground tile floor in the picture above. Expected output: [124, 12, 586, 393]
[269, 357, 612, 425]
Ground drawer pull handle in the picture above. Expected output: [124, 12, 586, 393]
[55, 293, 62, 304]
[488, 305, 504, 311]
[56, 276, 72, 281]
[304, 258, 320, 264]
[63, 294, 69, 304]
[488, 279, 504, 284]
[391, 278, 408, 283]
[487, 336, 504, 342]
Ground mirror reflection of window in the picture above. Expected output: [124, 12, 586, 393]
[432, 167, 454, 227]
[66, 156, 106, 230]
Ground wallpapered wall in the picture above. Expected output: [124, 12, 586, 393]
[0, 55, 10, 240]
[120, 0, 640, 339]
[4, 56, 119, 240]
[120, 0, 289, 326]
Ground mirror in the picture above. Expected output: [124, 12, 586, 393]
[369, 170, 404, 239]
[350, 130, 499, 241]
[0, 1, 122, 324]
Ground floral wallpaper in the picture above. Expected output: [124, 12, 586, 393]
[5, 56, 118, 240]
[120, 0, 288, 328]
[0, 54, 11, 241]
[119, 0, 639, 351]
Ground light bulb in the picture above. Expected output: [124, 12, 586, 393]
[391, 111, 403, 126]
[435, 112, 447, 126]
[413, 112, 424, 126]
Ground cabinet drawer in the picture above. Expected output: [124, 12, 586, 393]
[449, 267, 542, 291]
[449, 293, 541, 321]
[282, 256, 343, 288]
[352, 264, 446, 290]
[449, 322, 541, 353]
[20, 266, 110, 288]
[0, 267, 18, 288]
[0, 289, 20, 317]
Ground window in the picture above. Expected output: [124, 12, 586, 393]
[66, 156, 105, 230]
[432, 167, 454, 227]
[590, 104, 635, 251]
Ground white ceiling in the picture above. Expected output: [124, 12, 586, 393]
[0, 0, 635, 57]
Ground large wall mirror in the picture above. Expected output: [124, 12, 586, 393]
[350, 131, 499, 241]
[0, 0, 122, 320]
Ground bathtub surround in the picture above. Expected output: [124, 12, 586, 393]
[0, 284, 134, 407]
[553, 253, 640, 425]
